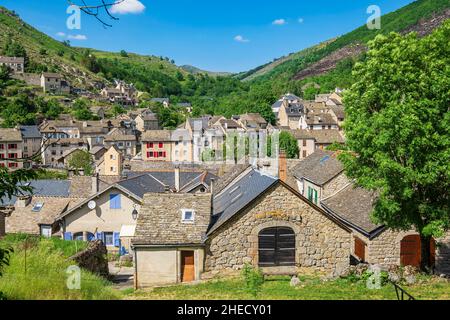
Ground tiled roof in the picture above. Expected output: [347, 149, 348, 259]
[0, 128, 22, 142]
[284, 103, 304, 117]
[239, 113, 267, 124]
[292, 149, 344, 186]
[104, 134, 136, 142]
[290, 129, 314, 140]
[321, 184, 383, 236]
[0, 56, 24, 63]
[6, 196, 71, 235]
[308, 130, 345, 144]
[306, 113, 337, 125]
[208, 169, 277, 234]
[141, 130, 172, 142]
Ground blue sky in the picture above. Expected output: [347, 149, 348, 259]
[2, 0, 415, 73]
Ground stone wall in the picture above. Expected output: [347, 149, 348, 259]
[70, 240, 109, 277]
[205, 183, 351, 277]
[322, 172, 350, 199]
[435, 232, 450, 275]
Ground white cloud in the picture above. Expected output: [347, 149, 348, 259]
[56, 32, 66, 37]
[68, 34, 88, 41]
[234, 35, 250, 43]
[272, 19, 287, 26]
[110, 0, 146, 14]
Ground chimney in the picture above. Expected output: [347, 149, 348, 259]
[278, 150, 287, 182]
[174, 166, 180, 192]
[16, 195, 32, 208]
[92, 173, 99, 194]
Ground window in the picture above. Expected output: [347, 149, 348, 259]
[8, 163, 18, 168]
[181, 209, 195, 223]
[103, 232, 114, 246]
[158, 151, 164, 158]
[32, 202, 44, 212]
[0, 154, 4, 159]
[147, 142, 154, 148]
[8, 153, 17, 159]
[110, 166, 116, 172]
[0, 144, 4, 149]
[303, 140, 307, 147]
[302, 150, 307, 158]
[109, 194, 121, 209]
[73, 232, 84, 241]
[8, 144, 17, 149]
[40, 225, 52, 238]
[147, 151, 154, 158]
[159, 142, 164, 148]
[307, 187, 318, 205]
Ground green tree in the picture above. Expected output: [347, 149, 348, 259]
[68, 150, 93, 176]
[340, 23, 450, 271]
[120, 50, 128, 57]
[279, 131, 299, 159]
[112, 104, 126, 117]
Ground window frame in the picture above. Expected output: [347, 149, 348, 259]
[181, 209, 195, 223]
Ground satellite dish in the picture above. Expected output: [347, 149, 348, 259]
[88, 200, 97, 210]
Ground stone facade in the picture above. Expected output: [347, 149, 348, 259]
[435, 232, 450, 275]
[322, 172, 350, 199]
[70, 240, 109, 278]
[0, 212, 5, 238]
[205, 183, 351, 277]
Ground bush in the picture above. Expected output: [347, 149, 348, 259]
[241, 263, 264, 298]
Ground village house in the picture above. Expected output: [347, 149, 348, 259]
[135, 112, 159, 132]
[132, 163, 353, 287]
[290, 129, 316, 159]
[101, 81, 136, 106]
[19, 126, 42, 168]
[171, 129, 194, 163]
[89, 106, 106, 119]
[141, 130, 173, 162]
[0, 56, 24, 74]
[237, 113, 268, 130]
[2, 180, 81, 237]
[0, 127, 23, 170]
[291, 150, 450, 274]
[40, 73, 70, 94]
[150, 98, 170, 108]
[177, 102, 193, 113]
[57, 169, 217, 253]
[41, 138, 89, 167]
[278, 102, 306, 129]
[272, 93, 302, 119]
[305, 111, 339, 130]
[307, 130, 345, 150]
[104, 130, 137, 158]
[97, 145, 123, 176]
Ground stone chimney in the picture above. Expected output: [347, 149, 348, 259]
[174, 166, 180, 192]
[16, 195, 32, 208]
[92, 173, 99, 194]
[278, 150, 287, 183]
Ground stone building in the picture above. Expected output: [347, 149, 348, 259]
[19, 125, 42, 168]
[40, 73, 70, 94]
[0, 127, 23, 170]
[0, 56, 24, 74]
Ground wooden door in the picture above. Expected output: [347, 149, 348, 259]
[181, 251, 195, 282]
[258, 227, 295, 267]
[400, 235, 421, 267]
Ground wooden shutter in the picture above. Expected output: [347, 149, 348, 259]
[400, 235, 421, 267]
[63, 232, 72, 241]
[258, 227, 295, 267]
[354, 237, 366, 261]
[113, 232, 121, 247]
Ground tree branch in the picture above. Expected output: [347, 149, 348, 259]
[67, 0, 124, 28]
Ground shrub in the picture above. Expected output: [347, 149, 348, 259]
[241, 263, 264, 298]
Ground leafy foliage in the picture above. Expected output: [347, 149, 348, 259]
[340, 22, 450, 268]
[241, 263, 265, 298]
[68, 150, 93, 176]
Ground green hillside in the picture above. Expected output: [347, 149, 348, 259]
[243, 0, 450, 86]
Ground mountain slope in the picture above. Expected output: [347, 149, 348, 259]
[243, 0, 450, 84]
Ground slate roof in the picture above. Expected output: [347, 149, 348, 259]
[19, 126, 41, 139]
[292, 150, 344, 186]
[308, 130, 345, 144]
[208, 169, 277, 234]
[271, 100, 283, 109]
[0, 180, 72, 207]
[330, 105, 345, 120]
[306, 113, 337, 125]
[151, 98, 169, 104]
[0, 56, 24, 64]
[188, 117, 210, 131]
[284, 103, 304, 117]
[0, 128, 22, 142]
[290, 129, 314, 140]
[213, 164, 251, 195]
[283, 93, 301, 101]
[321, 184, 383, 237]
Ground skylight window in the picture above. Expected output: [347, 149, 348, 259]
[32, 202, 44, 212]
[181, 209, 195, 223]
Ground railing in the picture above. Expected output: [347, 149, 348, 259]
[391, 281, 415, 300]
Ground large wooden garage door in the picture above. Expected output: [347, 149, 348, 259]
[258, 227, 295, 267]
[400, 235, 421, 267]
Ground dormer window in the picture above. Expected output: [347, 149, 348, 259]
[181, 209, 195, 223]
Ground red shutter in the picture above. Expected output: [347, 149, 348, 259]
[163, 151, 166, 158]
[146, 152, 151, 158]
[159, 142, 163, 148]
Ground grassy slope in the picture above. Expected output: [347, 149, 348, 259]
[129, 276, 450, 300]
[0, 235, 120, 300]
[244, 0, 450, 84]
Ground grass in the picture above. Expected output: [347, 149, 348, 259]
[0, 235, 120, 300]
[127, 275, 450, 300]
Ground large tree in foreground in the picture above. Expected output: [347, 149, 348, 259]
[340, 21, 450, 271]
